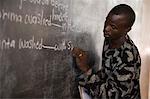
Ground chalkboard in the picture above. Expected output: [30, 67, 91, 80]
[0, 0, 99, 98]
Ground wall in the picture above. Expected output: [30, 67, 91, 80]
[140, 0, 150, 98]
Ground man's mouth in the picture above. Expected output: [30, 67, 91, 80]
[104, 33, 110, 38]
[103, 30, 110, 38]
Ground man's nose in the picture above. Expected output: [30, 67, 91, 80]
[105, 25, 111, 33]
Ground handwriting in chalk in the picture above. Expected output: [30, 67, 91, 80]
[0, 0, 70, 32]
[19, 0, 68, 11]
[19, 36, 43, 50]
[0, 38, 16, 50]
[42, 40, 73, 51]
[0, 36, 73, 51]
[0, 9, 68, 28]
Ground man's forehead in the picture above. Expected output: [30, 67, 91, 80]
[107, 13, 127, 19]
[107, 14, 128, 24]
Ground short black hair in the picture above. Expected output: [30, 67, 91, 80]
[109, 4, 136, 27]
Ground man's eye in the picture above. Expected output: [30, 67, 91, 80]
[111, 25, 117, 29]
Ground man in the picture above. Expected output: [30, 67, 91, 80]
[72, 4, 141, 99]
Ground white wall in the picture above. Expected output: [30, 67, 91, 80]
[140, 0, 150, 99]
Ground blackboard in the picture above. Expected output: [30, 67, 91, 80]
[0, 0, 99, 98]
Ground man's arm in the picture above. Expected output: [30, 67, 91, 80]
[78, 63, 140, 98]
[72, 47, 141, 98]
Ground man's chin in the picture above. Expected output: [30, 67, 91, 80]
[104, 34, 110, 38]
[105, 37, 112, 41]
[105, 36, 110, 39]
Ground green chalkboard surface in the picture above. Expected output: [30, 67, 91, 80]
[0, 0, 99, 98]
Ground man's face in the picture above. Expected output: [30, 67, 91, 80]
[103, 13, 130, 40]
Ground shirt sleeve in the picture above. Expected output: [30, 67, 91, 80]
[77, 48, 141, 98]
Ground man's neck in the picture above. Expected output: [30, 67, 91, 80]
[109, 36, 127, 49]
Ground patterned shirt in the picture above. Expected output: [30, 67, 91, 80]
[77, 35, 141, 99]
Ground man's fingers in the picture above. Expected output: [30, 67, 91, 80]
[72, 48, 89, 72]
[72, 47, 84, 57]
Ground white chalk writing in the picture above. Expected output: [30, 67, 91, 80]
[24, 10, 52, 26]
[19, 36, 43, 50]
[0, 0, 76, 52]
[0, 8, 70, 30]
[0, 38, 16, 50]
[62, 20, 85, 33]
[19, 0, 68, 11]
[52, 8, 68, 22]
[42, 40, 73, 51]
[0, 9, 23, 23]
[0, 36, 73, 51]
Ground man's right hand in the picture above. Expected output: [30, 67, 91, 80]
[72, 47, 90, 73]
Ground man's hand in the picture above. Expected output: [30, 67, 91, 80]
[72, 47, 90, 73]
